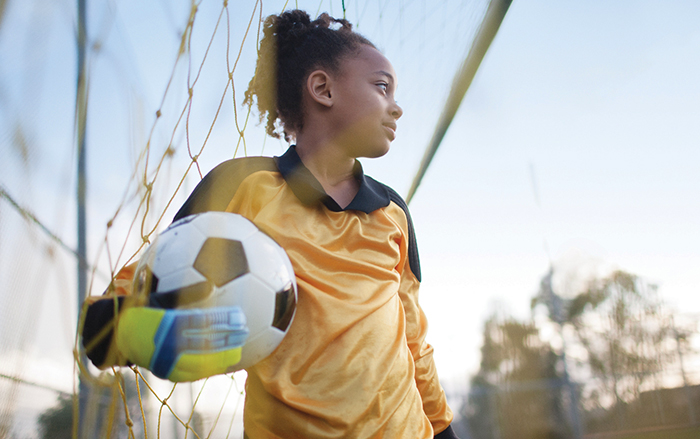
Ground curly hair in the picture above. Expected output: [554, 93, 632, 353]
[243, 10, 374, 141]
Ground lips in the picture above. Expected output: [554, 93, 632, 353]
[383, 122, 397, 139]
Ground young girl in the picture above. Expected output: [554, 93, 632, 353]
[83, 9, 458, 438]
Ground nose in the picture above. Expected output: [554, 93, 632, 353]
[391, 101, 403, 120]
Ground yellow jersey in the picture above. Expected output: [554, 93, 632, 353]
[85, 146, 455, 438]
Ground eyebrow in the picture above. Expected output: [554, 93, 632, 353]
[374, 70, 395, 83]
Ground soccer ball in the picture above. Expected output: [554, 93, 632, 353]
[132, 211, 297, 374]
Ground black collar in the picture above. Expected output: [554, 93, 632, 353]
[274, 146, 390, 214]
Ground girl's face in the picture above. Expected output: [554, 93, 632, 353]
[329, 45, 403, 159]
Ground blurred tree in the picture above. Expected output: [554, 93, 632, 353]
[468, 268, 697, 439]
[465, 314, 568, 439]
[531, 268, 695, 432]
[562, 271, 676, 409]
[37, 394, 73, 439]
[37, 371, 152, 439]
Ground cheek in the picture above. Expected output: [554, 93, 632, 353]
[353, 113, 382, 132]
[337, 115, 376, 139]
[341, 101, 377, 127]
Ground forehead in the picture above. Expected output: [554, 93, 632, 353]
[342, 45, 397, 81]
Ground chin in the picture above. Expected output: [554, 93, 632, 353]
[346, 135, 392, 159]
[362, 145, 391, 159]
[367, 138, 393, 158]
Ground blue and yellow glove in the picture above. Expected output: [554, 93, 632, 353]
[117, 305, 248, 381]
[82, 291, 249, 382]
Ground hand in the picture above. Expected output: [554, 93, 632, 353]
[116, 305, 249, 382]
[82, 285, 250, 382]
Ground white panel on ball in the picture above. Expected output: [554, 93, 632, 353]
[192, 211, 259, 241]
[213, 274, 275, 335]
[243, 233, 296, 292]
[157, 267, 209, 293]
[152, 223, 208, 278]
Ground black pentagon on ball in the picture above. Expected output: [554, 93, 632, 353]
[193, 237, 249, 287]
[272, 283, 296, 331]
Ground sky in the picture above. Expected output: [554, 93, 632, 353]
[1, 0, 700, 435]
[409, 0, 700, 385]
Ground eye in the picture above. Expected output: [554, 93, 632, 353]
[376, 82, 388, 93]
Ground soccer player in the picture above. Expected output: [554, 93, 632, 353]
[83, 9, 458, 438]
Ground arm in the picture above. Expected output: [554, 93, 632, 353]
[397, 259, 455, 436]
[386, 189, 456, 437]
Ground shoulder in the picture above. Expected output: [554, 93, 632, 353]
[207, 156, 278, 183]
[379, 181, 410, 217]
[174, 156, 278, 221]
[367, 177, 422, 282]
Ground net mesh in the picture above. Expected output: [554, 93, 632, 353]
[0, 0, 493, 437]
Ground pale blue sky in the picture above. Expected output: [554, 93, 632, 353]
[406, 0, 700, 382]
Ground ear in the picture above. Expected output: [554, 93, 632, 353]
[306, 70, 334, 108]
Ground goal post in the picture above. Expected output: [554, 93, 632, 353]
[406, 0, 513, 204]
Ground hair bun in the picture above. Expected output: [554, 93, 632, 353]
[271, 10, 354, 50]
[272, 10, 313, 46]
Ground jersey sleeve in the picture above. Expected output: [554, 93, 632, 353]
[387, 189, 454, 435]
[398, 262, 454, 434]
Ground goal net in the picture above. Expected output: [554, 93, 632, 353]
[0, 0, 497, 437]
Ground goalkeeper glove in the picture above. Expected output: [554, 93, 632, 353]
[82, 287, 249, 382]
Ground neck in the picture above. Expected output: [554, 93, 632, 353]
[295, 131, 359, 208]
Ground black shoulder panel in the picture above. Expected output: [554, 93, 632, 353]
[173, 157, 278, 222]
[384, 185, 421, 282]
